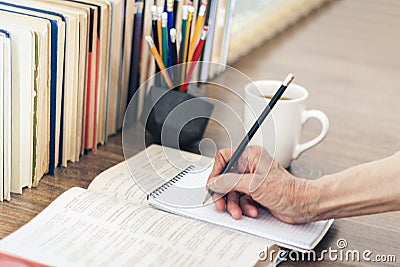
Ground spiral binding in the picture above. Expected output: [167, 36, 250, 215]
[148, 165, 196, 199]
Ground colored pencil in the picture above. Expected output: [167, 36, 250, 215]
[161, 12, 169, 68]
[173, 0, 180, 28]
[181, 27, 208, 92]
[157, 6, 163, 57]
[179, 5, 188, 63]
[170, 28, 178, 66]
[170, 28, 178, 84]
[187, 1, 207, 63]
[181, 4, 194, 85]
[183, 3, 194, 64]
[145, 36, 174, 89]
[167, 0, 174, 68]
[151, 6, 160, 67]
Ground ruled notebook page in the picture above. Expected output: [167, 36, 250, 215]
[148, 165, 333, 251]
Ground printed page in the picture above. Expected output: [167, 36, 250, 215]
[0, 188, 267, 267]
[87, 159, 149, 205]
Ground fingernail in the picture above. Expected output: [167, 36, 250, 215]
[250, 209, 256, 217]
[251, 209, 258, 217]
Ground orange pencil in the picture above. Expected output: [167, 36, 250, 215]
[187, 1, 207, 63]
[157, 6, 163, 57]
[145, 36, 174, 89]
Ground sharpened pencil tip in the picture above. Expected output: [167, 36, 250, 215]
[202, 189, 214, 204]
[283, 73, 295, 87]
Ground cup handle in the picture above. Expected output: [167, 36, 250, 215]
[292, 110, 329, 159]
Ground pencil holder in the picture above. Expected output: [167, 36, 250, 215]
[142, 85, 214, 148]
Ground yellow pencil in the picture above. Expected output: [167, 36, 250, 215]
[188, 1, 207, 63]
[182, 4, 194, 64]
[145, 36, 174, 89]
[181, 4, 194, 85]
[157, 6, 163, 58]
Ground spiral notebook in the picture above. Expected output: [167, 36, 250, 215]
[148, 163, 333, 252]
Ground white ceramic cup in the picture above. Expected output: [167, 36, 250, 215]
[244, 80, 329, 168]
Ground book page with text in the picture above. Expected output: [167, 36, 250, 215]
[0, 187, 267, 267]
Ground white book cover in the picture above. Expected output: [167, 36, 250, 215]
[0, 34, 4, 201]
[0, 22, 35, 198]
[0, 31, 12, 201]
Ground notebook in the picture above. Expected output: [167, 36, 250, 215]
[146, 147, 333, 252]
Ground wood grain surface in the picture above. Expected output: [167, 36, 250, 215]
[1, 0, 399, 265]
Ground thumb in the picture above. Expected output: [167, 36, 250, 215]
[208, 173, 255, 195]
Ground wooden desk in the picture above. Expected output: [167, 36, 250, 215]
[1, 0, 399, 265]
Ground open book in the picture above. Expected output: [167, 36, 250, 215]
[0, 145, 332, 266]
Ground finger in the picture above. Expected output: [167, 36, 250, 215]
[208, 173, 254, 195]
[226, 192, 242, 220]
[207, 148, 235, 181]
[237, 146, 266, 174]
[212, 193, 226, 212]
[236, 146, 253, 173]
[239, 195, 259, 218]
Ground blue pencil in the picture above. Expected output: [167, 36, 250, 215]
[167, 0, 174, 70]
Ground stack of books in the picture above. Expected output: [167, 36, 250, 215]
[0, 0, 236, 201]
[0, 0, 329, 201]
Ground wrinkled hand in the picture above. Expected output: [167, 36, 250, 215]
[206, 146, 317, 224]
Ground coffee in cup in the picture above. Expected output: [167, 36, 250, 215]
[244, 80, 329, 168]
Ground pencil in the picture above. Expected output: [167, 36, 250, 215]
[173, 0, 180, 28]
[202, 73, 295, 204]
[151, 6, 159, 64]
[167, 0, 174, 68]
[183, 4, 194, 64]
[170, 28, 178, 66]
[145, 36, 174, 89]
[161, 12, 169, 68]
[181, 4, 194, 85]
[181, 27, 208, 92]
[170, 28, 178, 84]
[157, 6, 163, 58]
[187, 1, 207, 63]
[179, 5, 188, 63]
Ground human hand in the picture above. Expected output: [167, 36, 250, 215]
[206, 146, 318, 224]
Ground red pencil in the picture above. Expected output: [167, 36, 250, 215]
[181, 26, 208, 92]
